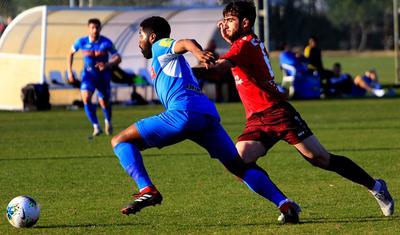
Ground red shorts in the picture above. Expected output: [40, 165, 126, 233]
[237, 101, 313, 151]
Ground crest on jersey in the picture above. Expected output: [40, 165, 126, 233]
[159, 38, 173, 48]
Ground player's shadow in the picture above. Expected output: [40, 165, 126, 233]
[0, 152, 206, 162]
[273, 146, 400, 154]
[300, 214, 400, 225]
[34, 221, 148, 229]
[33, 214, 399, 229]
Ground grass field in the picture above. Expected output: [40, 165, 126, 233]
[0, 97, 399, 234]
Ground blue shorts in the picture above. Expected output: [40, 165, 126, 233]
[80, 67, 111, 100]
[135, 110, 238, 163]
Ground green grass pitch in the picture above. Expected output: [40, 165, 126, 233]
[0, 97, 399, 234]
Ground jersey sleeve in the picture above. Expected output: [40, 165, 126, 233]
[71, 38, 81, 53]
[106, 38, 119, 56]
[220, 42, 245, 66]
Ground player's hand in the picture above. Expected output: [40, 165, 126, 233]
[67, 72, 81, 88]
[193, 50, 216, 69]
[95, 62, 108, 71]
[67, 72, 76, 84]
[217, 20, 232, 45]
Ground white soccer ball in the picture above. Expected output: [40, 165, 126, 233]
[6, 195, 40, 228]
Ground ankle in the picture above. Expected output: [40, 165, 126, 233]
[370, 180, 382, 193]
[140, 185, 158, 193]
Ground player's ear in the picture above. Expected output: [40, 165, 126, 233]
[149, 32, 157, 44]
[241, 18, 250, 30]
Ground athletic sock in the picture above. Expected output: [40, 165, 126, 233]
[327, 154, 376, 189]
[84, 103, 99, 125]
[242, 168, 287, 207]
[370, 180, 382, 194]
[101, 104, 112, 123]
[93, 123, 100, 131]
[113, 142, 153, 190]
[140, 185, 158, 193]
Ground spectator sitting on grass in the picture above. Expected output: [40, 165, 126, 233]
[353, 68, 385, 97]
[327, 64, 385, 98]
[326, 62, 354, 96]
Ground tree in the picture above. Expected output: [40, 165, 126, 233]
[325, 0, 392, 51]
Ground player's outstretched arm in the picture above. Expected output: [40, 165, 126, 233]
[173, 39, 215, 68]
[192, 59, 233, 82]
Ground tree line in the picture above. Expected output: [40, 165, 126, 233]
[0, 0, 395, 51]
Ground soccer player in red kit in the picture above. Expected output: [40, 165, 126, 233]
[196, 1, 394, 220]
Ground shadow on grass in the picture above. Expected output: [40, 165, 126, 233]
[300, 214, 400, 225]
[1, 144, 400, 162]
[0, 153, 207, 161]
[271, 146, 400, 154]
[34, 214, 400, 229]
[34, 221, 149, 229]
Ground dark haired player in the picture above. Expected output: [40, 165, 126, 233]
[195, 0, 394, 221]
[67, 18, 121, 136]
[111, 16, 301, 223]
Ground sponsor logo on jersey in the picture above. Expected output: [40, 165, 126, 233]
[159, 38, 173, 48]
[234, 75, 243, 85]
[82, 50, 106, 57]
[297, 131, 305, 137]
[186, 84, 201, 93]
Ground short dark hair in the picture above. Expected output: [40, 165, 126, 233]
[223, 1, 256, 27]
[140, 16, 171, 41]
[88, 18, 101, 26]
[333, 62, 341, 68]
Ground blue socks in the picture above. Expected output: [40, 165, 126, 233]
[113, 142, 153, 190]
[84, 103, 99, 125]
[242, 168, 287, 207]
[101, 104, 112, 123]
[113, 142, 287, 206]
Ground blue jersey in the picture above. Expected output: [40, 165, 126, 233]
[72, 35, 119, 69]
[279, 51, 307, 76]
[150, 38, 219, 118]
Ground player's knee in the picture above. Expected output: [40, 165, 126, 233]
[111, 134, 121, 148]
[235, 141, 265, 164]
[302, 152, 330, 168]
[223, 156, 249, 179]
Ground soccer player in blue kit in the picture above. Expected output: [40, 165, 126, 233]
[67, 18, 121, 136]
[111, 16, 301, 223]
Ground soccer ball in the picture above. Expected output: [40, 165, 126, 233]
[6, 195, 40, 228]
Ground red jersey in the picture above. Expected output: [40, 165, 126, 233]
[220, 33, 286, 118]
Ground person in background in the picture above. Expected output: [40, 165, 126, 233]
[279, 42, 307, 77]
[0, 16, 12, 37]
[67, 18, 121, 136]
[326, 62, 354, 96]
[304, 36, 323, 72]
[304, 36, 331, 95]
[353, 69, 385, 97]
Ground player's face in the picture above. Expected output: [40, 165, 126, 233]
[222, 14, 242, 42]
[139, 27, 152, 59]
[88, 23, 101, 40]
